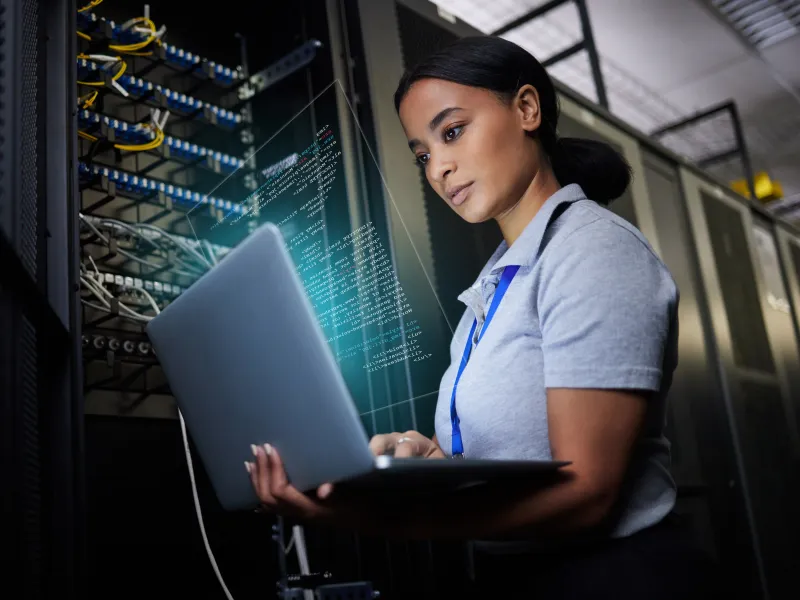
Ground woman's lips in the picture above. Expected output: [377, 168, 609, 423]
[451, 183, 473, 206]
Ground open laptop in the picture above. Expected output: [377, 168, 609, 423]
[146, 223, 568, 510]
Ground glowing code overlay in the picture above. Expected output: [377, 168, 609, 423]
[186, 81, 451, 433]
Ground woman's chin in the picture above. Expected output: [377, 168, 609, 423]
[455, 201, 493, 224]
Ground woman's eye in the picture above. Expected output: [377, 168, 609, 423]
[444, 125, 463, 141]
[415, 154, 430, 166]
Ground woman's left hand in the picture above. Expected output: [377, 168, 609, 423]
[246, 443, 340, 522]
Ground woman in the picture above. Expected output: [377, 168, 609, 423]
[245, 36, 720, 598]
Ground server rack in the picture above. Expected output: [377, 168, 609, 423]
[1, 0, 84, 597]
[681, 170, 800, 599]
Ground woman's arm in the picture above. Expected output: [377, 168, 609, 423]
[328, 388, 647, 540]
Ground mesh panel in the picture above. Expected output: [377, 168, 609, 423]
[0, 0, 7, 234]
[790, 242, 800, 297]
[738, 379, 800, 590]
[20, 315, 41, 598]
[701, 193, 775, 373]
[18, 0, 40, 281]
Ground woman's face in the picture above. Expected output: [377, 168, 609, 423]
[399, 78, 544, 223]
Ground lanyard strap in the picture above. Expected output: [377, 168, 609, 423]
[450, 265, 520, 458]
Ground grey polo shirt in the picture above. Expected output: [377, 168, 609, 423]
[433, 183, 679, 539]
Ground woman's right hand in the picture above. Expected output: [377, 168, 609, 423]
[369, 431, 446, 459]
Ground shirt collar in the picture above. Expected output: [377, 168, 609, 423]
[469, 184, 587, 287]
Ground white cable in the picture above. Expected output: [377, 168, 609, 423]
[136, 286, 161, 316]
[80, 214, 203, 278]
[202, 239, 218, 266]
[291, 526, 314, 600]
[81, 276, 153, 322]
[88, 255, 102, 280]
[80, 299, 151, 324]
[80, 276, 111, 308]
[95, 217, 206, 276]
[111, 79, 130, 97]
[178, 410, 236, 600]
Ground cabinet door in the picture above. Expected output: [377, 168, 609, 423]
[681, 170, 800, 600]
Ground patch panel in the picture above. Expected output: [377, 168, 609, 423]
[78, 58, 243, 128]
[78, 109, 246, 173]
[76, 11, 240, 86]
[85, 269, 184, 298]
[78, 161, 245, 215]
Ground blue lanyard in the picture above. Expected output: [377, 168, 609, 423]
[450, 265, 520, 458]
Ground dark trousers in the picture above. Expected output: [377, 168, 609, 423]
[467, 514, 732, 599]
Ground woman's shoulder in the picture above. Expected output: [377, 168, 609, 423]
[543, 199, 662, 267]
[536, 199, 677, 300]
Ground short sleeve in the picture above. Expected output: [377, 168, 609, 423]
[538, 220, 678, 391]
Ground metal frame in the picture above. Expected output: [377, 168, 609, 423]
[490, 0, 609, 109]
[651, 101, 756, 200]
[680, 168, 800, 599]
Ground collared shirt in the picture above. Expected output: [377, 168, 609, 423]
[434, 184, 679, 539]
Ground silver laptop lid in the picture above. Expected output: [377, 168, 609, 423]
[146, 223, 375, 510]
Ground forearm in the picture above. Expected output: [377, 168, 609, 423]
[326, 469, 611, 541]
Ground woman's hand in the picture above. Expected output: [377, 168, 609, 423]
[246, 444, 339, 522]
[246, 431, 443, 523]
[369, 430, 446, 459]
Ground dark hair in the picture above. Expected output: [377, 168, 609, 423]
[394, 37, 631, 205]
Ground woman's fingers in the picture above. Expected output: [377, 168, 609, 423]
[393, 436, 418, 458]
[252, 443, 275, 506]
[266, 443, 288, 495]
[369, 433, 398, 456]
[317, 482, 334, 500]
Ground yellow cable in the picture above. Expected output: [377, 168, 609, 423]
[77, 58, 126, 87]
[77, 30, 92, 41]
[78, 121, 165, 152]
[112, 60, 127, 81]
[78, 130, 98, 142]
[78, 0, 104, 12]
[114, 126, 165, 152]
[109, 17, 159, 53]
[80, 90, 99, 109]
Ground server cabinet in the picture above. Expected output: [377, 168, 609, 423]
[681, 169, 800, 599]
[641, 152, 764, 594]
[773, 225, 800, 437]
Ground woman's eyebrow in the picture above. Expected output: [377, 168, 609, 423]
[407, 106, 464, 150]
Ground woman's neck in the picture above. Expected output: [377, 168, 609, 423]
[495, 167, 561, 246]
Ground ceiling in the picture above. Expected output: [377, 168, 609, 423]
[429, 0, 800, 217]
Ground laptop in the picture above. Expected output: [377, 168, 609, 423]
[146, 223, 568, 510]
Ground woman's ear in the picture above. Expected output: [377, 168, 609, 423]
[515, 84, 542, 133]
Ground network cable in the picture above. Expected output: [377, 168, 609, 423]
[80, 215, 205, 279]
[77, 10, 240, 85]
[77, 0, 103, 12]
[77, 57, 242, 127]
[81, 214, 225, 275]
[78, 109, 246, 172]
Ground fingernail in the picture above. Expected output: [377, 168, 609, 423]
[264, 443, 272, 456]
[251, 444, 258, 457]
[318, 484, 331, 499]
[244, 461, 252, 473]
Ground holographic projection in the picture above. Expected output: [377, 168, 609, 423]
[186, 81, 452, 437]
